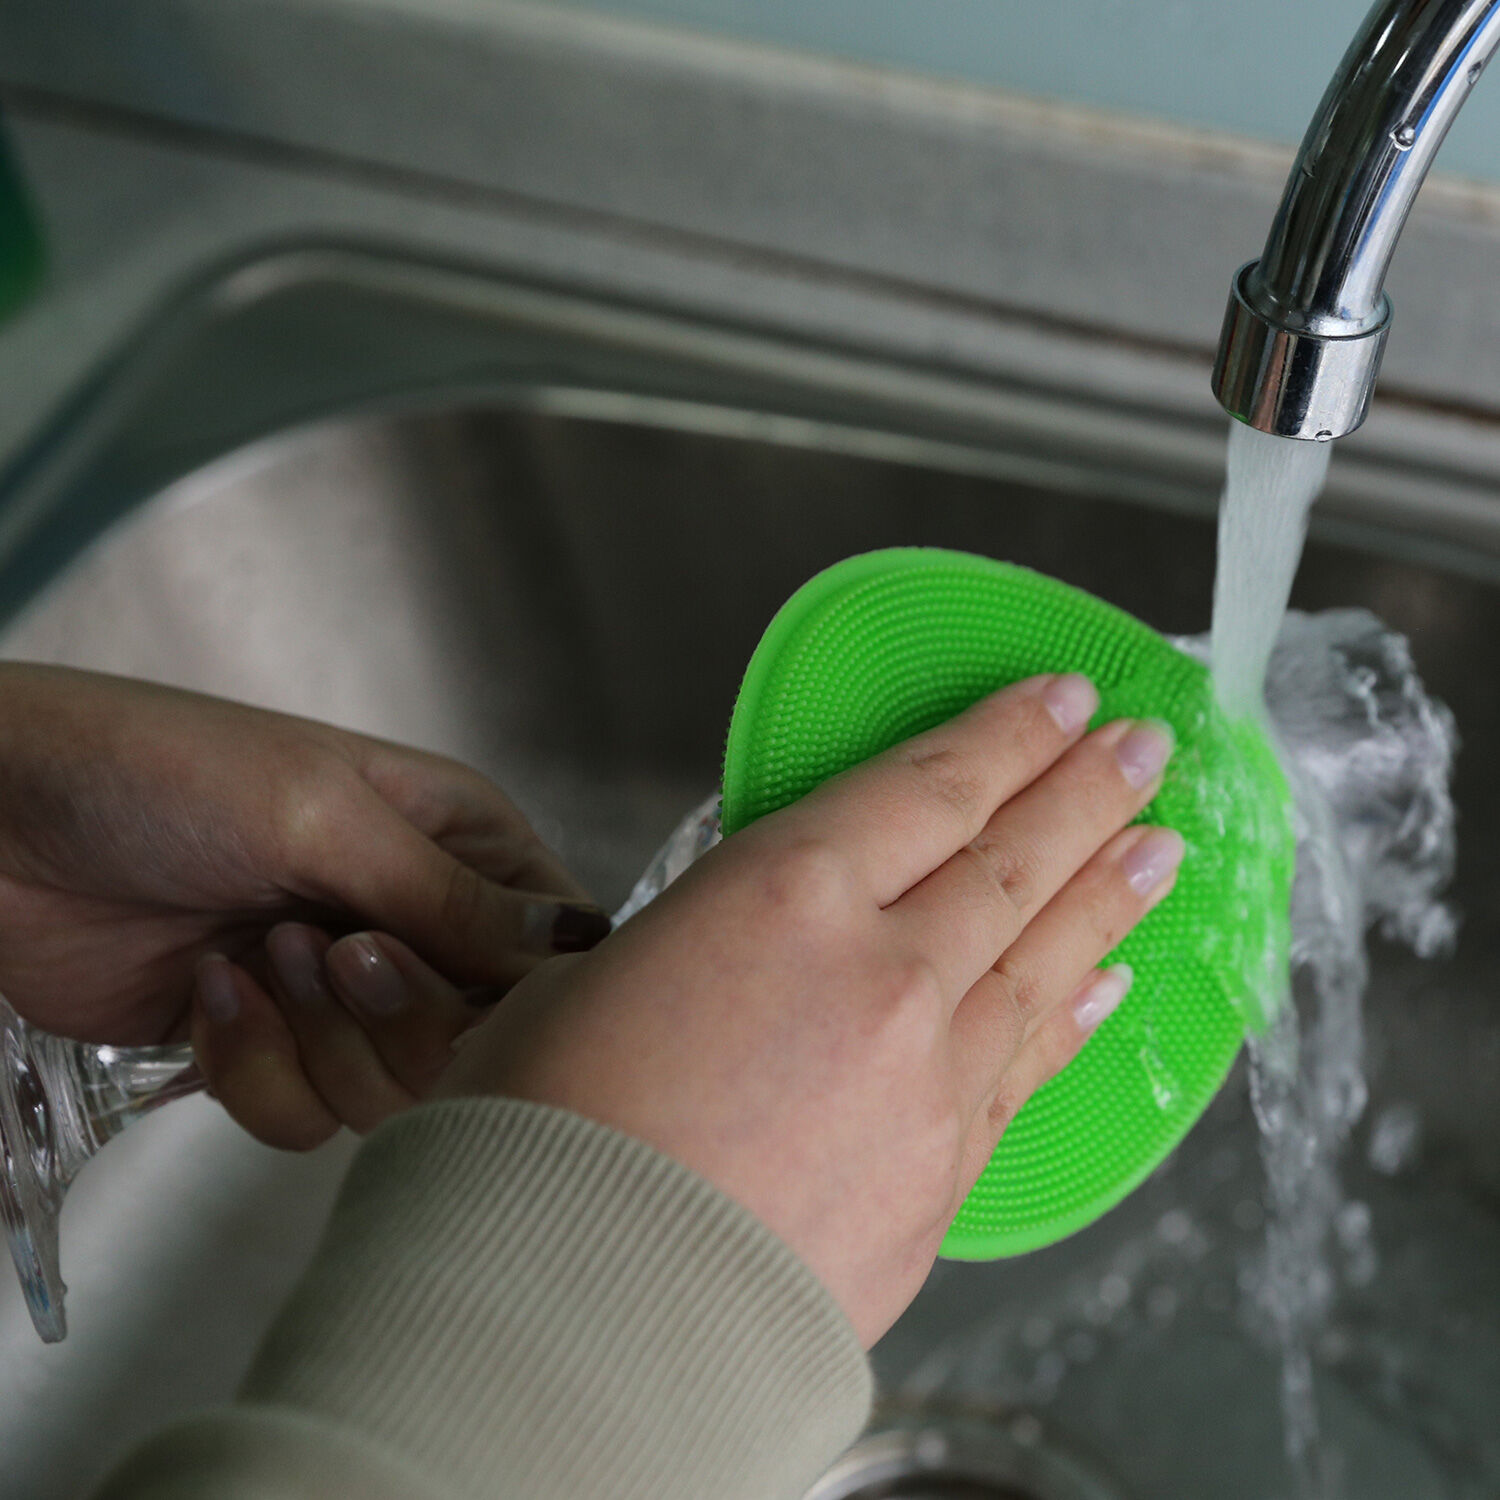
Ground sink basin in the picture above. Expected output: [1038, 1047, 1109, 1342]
[1, 248, 1497, 1499]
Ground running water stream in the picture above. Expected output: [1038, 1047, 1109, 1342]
[1210, 422, 1456, 1498]
[1212, 424, 1332, 722]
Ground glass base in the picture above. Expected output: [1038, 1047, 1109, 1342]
[0, 996, 67, 1341]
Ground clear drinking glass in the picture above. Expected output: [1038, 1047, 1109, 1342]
[0, 793, 723, 1343]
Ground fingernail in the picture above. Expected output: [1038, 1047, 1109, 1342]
[1042, 674, 1099, 736]
[1115, 720, 1175, 789]
[1074, 964, 1133, 1033]
[331, 933, 409, 1015]
[267, 924, 329, 1008]
[198, 955, 240, 1024]
[1123, 827, 1186, 896]
[549, 904, 614, 954]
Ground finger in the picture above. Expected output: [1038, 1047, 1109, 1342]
[892, 720, 1175, 997]
[264, 924, 418, 1132]
[951, 822, 1184, 1111]
[343, 735, 596, 906]
[190, 953, 340, 1152]
[955, 963, 1136, 1200]
[769, 674, 1100, 905]
[294, 783, 612, 984]
[320, 930, 482, 1098]
[375, 751, 594, 905]
[439, 797, 590, 907]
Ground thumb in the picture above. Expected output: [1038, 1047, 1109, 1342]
[299, 791, 611, 983]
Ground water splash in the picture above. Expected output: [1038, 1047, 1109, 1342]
[892, 609, 1457, 1494]
[1210, 415, 1458, 1498]
[1244, 612, 1456, 1495]
[1139, 1020, 1181, 1111]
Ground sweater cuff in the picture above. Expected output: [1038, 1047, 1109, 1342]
[237, 1096, 872, 1500]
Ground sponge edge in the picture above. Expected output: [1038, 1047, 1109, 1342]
[721, 548, 1293, 1259]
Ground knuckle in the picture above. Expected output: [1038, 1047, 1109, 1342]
[1014, 686, 1070, 750]
[989, 950, 1044, 1027]
[906, 745, 986, 827]
[887, 955, 945, 1020]
[905, 1086, 968, 1181]
[270, 751, 351, 855]
[981, 967, 1036, 1064]
[754, 839, 852, 919]
[967, 832, 1044, 913]
[987, 1083, 1022, 1137]
[929, 1100, 968, 1174]
[862, 957, 944, 1071]
[980, 680, 1062, 750]
[274, 780, 329, 853]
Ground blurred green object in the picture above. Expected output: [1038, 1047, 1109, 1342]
[0, 123, 43, 324]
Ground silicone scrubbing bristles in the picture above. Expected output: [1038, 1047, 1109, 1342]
[721, 549, 1293, 1258]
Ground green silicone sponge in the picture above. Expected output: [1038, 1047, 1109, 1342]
[721, 548, 1293, 1258]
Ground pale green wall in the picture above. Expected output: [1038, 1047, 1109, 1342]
[551, 0, 1500, 183]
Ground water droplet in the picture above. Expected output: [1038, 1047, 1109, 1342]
[1233, 1196, 1265, 1232]
[1009, 1414, 1043, 1448]
[1157, 1208, 1194, 1245]
[1391, 123, 1417, 150]
[1141, 1035, 1180, 1108]
[1314, 429, 1334, 442]
[1335, 1199, 1371, 1246]
[1147, 1284, 1180, 1322]
[1032, 1349, 1067, 1390]
[1368, 1101, 1421, 1174]
[1063, 1330, 1099, 1363]
[1021, 1314, 1054, 1349]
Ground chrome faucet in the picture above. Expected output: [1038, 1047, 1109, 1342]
[1212, 0, 1500, 440]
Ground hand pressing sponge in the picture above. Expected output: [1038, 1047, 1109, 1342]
[721, 548, 1292, 1258]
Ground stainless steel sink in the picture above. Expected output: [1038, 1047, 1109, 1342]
[1, 248, 1497, 1499]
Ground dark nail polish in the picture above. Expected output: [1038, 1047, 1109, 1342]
[551, 904, 613, 953]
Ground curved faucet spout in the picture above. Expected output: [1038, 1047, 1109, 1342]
[1212, 0, 1500, 440]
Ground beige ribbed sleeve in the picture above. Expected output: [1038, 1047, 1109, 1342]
[92, 1097, 873, 1500]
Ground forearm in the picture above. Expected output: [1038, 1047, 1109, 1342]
[92, 1098, 873, 1500]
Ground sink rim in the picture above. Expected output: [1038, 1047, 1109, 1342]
[6, 239, 1500, 630]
